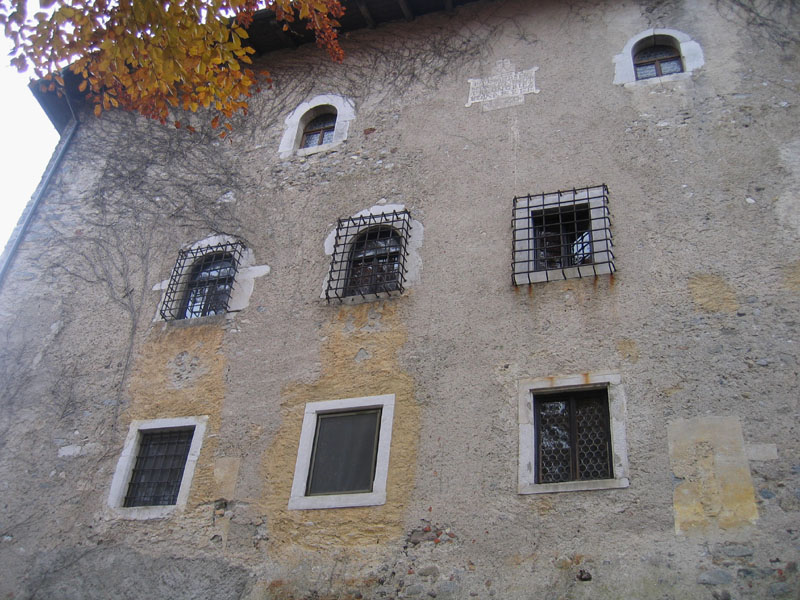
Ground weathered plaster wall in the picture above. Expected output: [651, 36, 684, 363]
[0, 0, 799, 598]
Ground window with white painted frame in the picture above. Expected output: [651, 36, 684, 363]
[613, 28, 704, 85]
[289, 394, 395, 510]
[278, 94, 355, 158]
[512, 184, 614, 284]
[107, 416, 208, 519]
[518, 373, 629, 494]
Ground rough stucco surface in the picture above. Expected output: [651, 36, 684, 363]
[0, 0, 799, 598]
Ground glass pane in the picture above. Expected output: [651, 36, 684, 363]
[322, 129, 335, 145]
[575, 397, 612, 480]
[660, 58, 683, 75]
[301, 132, 320, 148]
[307, 409, 381, 495]
[635, 63, 657, 80]
[635, 44, 678, 62]
[537, 400, 572, 483]
[306, 113, 336, 130]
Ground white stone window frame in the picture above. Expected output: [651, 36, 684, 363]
[513, 185, 613, 285]
[518, 372, 629, 494]
[107, 416, 208, 520]
[153, 234, 270, 322]
[321, 203, 424, 304]
[278, 94, 355, 159]
[289, 394, 395, 510]
[614, 28, 704, 86]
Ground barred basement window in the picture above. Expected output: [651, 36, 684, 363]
[160, 242, 244, 320]
[634, 44, 683, 80]
[301, 112, 337, 148]
[124, 428, 195, 507]
[535, 390, 611, 484]
[325, 210, 411, 302]
[512, 184, 614, 284]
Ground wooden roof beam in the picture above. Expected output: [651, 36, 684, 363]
[356, 0, 377, 28]
[397, 0, 414, 21]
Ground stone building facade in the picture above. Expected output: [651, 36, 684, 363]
[1, 0, 799, 598]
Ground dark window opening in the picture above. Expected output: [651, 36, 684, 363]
[634, 44, 683, 80]
[160, 241, 244, 321]
[532, 205, 592, 271]
[345, 227, 402, 297]
[325, 210, 411, 302]
[182, 253, 236, 319]
[301, 112, 336, 148]
[306, 409, 381, 496]
[124, 428, 195, 507]
[534, 389, 612, 484]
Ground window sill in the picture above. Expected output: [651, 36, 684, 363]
[519, 477, 629, 495]
[288, 490, 387, 510]
[624, 71, 692, 87]
[514, 263, 614, 285]
[108, 505, 179, 520]
[295, 141, 341, 158]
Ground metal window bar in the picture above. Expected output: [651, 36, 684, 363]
[325, 210, 411, 302]
[123, 427, 195, 507]
[534, 390, 612, 484]
[512, 184, 614, 284]
[160, 242, 245, 321]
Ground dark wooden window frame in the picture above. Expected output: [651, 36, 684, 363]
[534, 388, 613, 484]
[301, 112, 337, 148]
[633, 44, 683, 80]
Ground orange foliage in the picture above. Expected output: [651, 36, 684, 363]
[0, 0, 344, 133]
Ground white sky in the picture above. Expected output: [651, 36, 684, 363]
[0, 36, 60, 252]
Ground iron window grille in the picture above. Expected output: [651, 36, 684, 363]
[325, 210, 411, 302]
[512, 184, 614, 284]
[160, 242, 245, 321]
[534, 389, 612, 484]
[123, 427, 195, 507]
[306, 408, 382, 496]
[301, 112, 337, 148]
[634, 44, 683, 80]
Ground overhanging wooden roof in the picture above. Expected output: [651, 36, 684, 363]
[33, 0, 482, 133]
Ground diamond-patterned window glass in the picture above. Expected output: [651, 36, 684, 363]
[123, 428, 195, 507]
[160, 242, 244, 321]
[634, 44, 683, 80]
[301, 112, 337, 148]
[534, 389, 612, 484]
[325, 210, 411, 302]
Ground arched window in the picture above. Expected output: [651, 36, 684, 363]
[633, 43, 683, 80]
[613, 29, 703, 86]
[301, 112, 337, 148]
[182, 253, 236, 319]
[345, 227, 403, 297]
[160, 241, 244, 321]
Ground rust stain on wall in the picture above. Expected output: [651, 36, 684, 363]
[687, 274, 739, 313]
[124, 323, 227, 506]
[260, 301, 419, 553]
[667, 416, 758, 534]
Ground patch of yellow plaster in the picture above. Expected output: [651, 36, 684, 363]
[124, 323, 227, 506]
[667, 416, 758, 534]
[260, 301, 419, 553]
[615, 338, 639, 363]
[783, 260, 800, 292]
[687, 274, 739, 313]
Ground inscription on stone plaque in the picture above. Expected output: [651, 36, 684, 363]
[466, 63, 540, 110]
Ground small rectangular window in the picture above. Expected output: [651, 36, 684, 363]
[124, 428, 195, 507]
[289, 395, 395, 510]
[306, 409, 381, 496]
[534, 390, 612, 484]
[513, 184, 614, 284]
